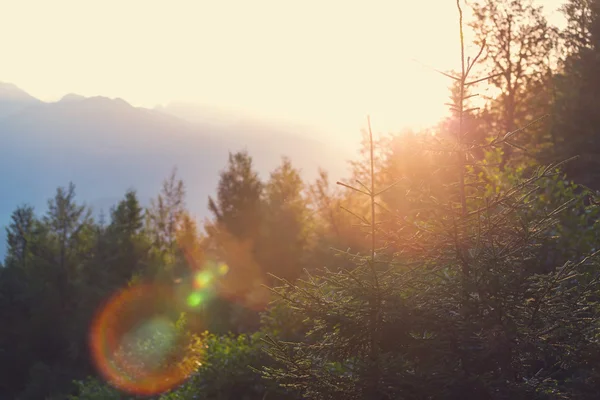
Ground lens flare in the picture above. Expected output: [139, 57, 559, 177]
[194, 270, 213, 289]
[217, 263, 229, 276]
[186, 292, 204, 307]
[89, 284, 200, 396]
[202, 229, 271, 311]
[176, 220, 269, 312]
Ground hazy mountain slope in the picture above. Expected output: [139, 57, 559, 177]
[0, 82, 42, 119]
[0, 86, 352, 259]
[155, 102, 349, 151]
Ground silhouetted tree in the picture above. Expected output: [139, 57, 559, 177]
[259, 157, 310, 283]
[262, 3, 600, 399]
[469, 0, 556, 168]
[550, 0, 600, 189]
[208, 150, 263, 240]
[4, 205, 35, 270]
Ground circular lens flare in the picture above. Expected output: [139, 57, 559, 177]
[89, 284, 200, 395]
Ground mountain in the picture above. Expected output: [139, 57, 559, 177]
[0, 85, 353, 259]
[155, 102, 350, 150]
[0, 82, 41, 119]
[59, 93, 87, 103]
[154, 102, 242, 127]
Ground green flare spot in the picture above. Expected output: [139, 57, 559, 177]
[187, 292, 203, 307]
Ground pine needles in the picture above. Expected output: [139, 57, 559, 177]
[260, 1, 600, 399]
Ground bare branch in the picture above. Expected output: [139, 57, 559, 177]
[465, 72, 504, 86]
[412, 58, 461, 81]
[375, 178, 405, 197]
[466, 38, 487, 77]
[336, 181, 371, 197]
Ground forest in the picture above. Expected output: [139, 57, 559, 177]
[3, 0, 600, 399]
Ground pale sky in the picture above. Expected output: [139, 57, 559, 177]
[0, 0, 566, 143]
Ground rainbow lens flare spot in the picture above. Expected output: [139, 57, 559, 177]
[89, 284, 202, 395]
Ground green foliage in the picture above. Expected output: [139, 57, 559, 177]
[259, 157, 311, 283]
[5, 204, 35, 270]
[469, 0, 555, 168]
[145, 169, 188, 275]
[69, 377, 123, 400]
[6, 1, 600, 399]
[70, 329, 295, 400]
[260, 2, 600, 399]
[177, 332, 286, 400]
[480, 151, 600, 265]
[208, 150, 263, 241]
[204, 151, 267, 333]
[544, 0, 600, 189]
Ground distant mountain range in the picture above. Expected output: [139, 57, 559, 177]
[0, 82, 354, 259]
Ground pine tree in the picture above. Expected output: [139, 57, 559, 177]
[306, 168, 368, 272]
[104, 189, 148, 284]
[259, 157, 310, 283]
[205, 151, 266, 333]
[147, 169, 187, 254]
[262, 2, 600, 398]
[5, 204, 35, 270]
[146, 168, 188, 282]
[208, 150, 263, 240]
[110, 189, 145, 238]
[550, 0, 600, 189]
[0, 207, 36, 396]
[0, 184, 98, 399]
[44, 182, 94, 274]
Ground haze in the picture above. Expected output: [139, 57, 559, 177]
[0, 0, 565, 142]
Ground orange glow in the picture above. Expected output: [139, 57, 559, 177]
[207, 224, 271, 311]
[89, 217, 271, 396]
[89, 284, 198, 396]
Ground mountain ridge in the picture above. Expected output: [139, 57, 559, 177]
[0, 82, 352, 260]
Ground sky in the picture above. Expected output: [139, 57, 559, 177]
[0, 0, 567, 143]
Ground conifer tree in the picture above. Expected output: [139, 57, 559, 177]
[81, 189, 149, 293]
[259, 157, 310, 283]
[207, 150, 263, 241]
[109, 189, 145, 239]
[262, 2, 600, 398]
[5, 205, 35, 270]
[106, 190, 148, 280]
[44, 182, 94, 274]
[0, 207, 36, 396]
[146, 168, 187, 255]
[146, 169, 189, 283]
[4, 183, 97, 399]
[306, 169, 368, 271]
[205, 151, 266, 333]
[550, 0, 600, 188]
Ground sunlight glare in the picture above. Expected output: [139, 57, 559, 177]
[0, 0, 543, 139]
